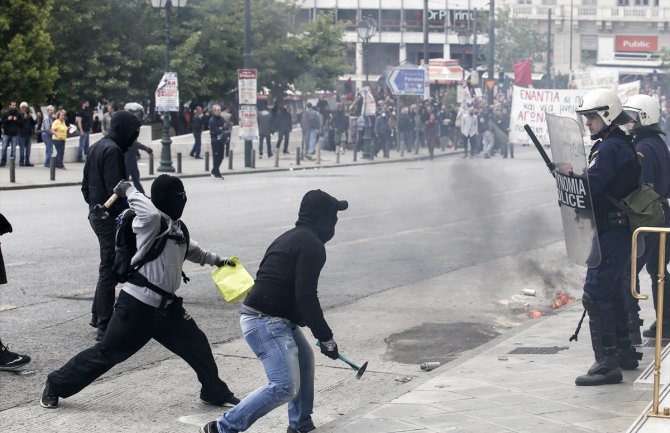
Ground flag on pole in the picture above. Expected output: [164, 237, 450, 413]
[513, 59, 533, 87]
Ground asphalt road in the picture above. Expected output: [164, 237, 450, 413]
[0, 148, 587, 432]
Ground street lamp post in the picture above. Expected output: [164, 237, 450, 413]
[243, 0, 253, 167]
[151, 0, 188, 173]
[357, 17, 377, 160]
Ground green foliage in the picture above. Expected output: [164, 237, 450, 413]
[3, 0, 349, 108]
[481, 5, 546, 73]
[0, 0, 58, 104]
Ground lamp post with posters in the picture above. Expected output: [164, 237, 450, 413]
[151, 0, 188, 173]
[357, 17, 377, 160]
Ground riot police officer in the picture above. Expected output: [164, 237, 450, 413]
[573, 88, 642, 386]
[622, 94, 670, 342]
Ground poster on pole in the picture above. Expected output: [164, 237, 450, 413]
[239, 105, 259, 141]
[238, 69, 258, 105]
[361, 87, 376, 116]
[155, 72, 179, 113]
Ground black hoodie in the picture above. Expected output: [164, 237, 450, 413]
[243, 190, 348, 341]
[81, 111, 141, 216]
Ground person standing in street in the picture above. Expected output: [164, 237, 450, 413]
[622, 94, 670, 343]
[190, 105, 204, 159]
[257, 106, 273, 159]
[18, 102, 35, 166]
[209, 104, 226, 180]
[424, 113, 439, 160]
[460, 106, 478, 159]
[200, 189, 348, 433]
[81, 111, 140, 341]
[274, 103, 293, 154]
[573, 88, 642, 386]
[41, 106, 55, 167]
[123, 103, 154, 194]
[76, 100, 92, 162]
[102, 102, 116, 135]
[40, 176, 241, 410]
[50, 110, 68, 170]
[1, 101, 22, 167]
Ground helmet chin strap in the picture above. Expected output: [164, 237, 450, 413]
[590, 123, 613, 141]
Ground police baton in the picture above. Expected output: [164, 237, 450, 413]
[524, 124, 556, 175]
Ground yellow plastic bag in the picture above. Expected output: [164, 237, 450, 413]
[211, 257, 254, 303]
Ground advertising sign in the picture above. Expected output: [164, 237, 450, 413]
[615, 35, 658, 53]
[238, 69, 258, 105]
[155, 72, 179, 113]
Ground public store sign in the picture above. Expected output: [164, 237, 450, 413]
[615, 35, 658, 53]
[155, 72, 179, 113]
[238, 69, 258, 105]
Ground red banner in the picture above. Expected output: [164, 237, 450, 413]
[615, 36, 658, 53]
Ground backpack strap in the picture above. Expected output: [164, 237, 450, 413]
[126, 218, 189, 308]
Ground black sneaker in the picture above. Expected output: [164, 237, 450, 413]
[89, 314, 98, 328]
[95, 327, 106, 342]
[287, 426, 316, 433]
[40, 382, 59, 408]
[199, 421, 219, 433]
[0, 343, 31, 371]
[200, 393, 240, 408]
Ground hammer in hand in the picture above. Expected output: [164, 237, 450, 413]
[93, 193, 119, 220]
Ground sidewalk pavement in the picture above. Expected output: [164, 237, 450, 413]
[0, 135, 456, 190]
[319, 302, 666, 433]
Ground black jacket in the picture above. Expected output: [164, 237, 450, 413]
[81, 111, 139, 216]
[1, 109, 22, 136]
[243, 191, 343, 341]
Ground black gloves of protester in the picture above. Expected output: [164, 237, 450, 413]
[319, 339, 339, 360]
[216, 258, 236, 267]
[113, 180, 132, 197]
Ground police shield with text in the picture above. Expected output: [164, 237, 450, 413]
[570, 89, 643, 386]
[544, 113, 600, 268]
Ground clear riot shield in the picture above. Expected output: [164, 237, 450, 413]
[546, 113, 601, 268]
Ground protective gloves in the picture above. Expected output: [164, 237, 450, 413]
[216, 258, 236, 267]
[113, 180, 133, 197]
[319, 339, 339, 360]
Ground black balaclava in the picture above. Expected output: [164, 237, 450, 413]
[296, 189, 348, 243]
[151, 175, 187, 221]
[107, 110, 141, 153]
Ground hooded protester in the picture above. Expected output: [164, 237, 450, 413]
[41, 175, 240, 411]
[81, 110, 141, 341]
[201, 189, 348, 433]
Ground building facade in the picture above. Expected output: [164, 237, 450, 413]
[294, 0, 669, 86]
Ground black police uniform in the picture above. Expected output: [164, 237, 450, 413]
[625, 129, 670, 338]
[577, 128, 641, 385]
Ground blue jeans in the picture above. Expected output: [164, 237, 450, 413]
[77, 132, 90, 160]
[307, 130, 318, 154]
[18, 135, 31, 164]
[1, 135, 19, 165]
[42, 132, 54, 166]
[191, 131, 201, 157]
[217, 314, 315, 433]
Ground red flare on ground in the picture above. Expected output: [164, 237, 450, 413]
[552, 291, 574, 309]
[529, 310, 542, 319]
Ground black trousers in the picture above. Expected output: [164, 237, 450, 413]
[47, 291, 231, 400]
[259, 134, 272, 156]
[276, 132, 289, 152]
[211, 139, 224, 176]
[88, 212, 117, 329]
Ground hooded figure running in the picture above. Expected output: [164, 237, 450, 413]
[41, 175, 240, 410]
[201, 189, 348, 433]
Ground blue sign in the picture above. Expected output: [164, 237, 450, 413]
[386, 68, 425, 96]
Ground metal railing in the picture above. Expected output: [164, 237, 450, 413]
[631, 227, 670, 419]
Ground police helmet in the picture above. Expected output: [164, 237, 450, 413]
[623, 94, 661, 127]
[123, 102, 145, 120]
[575, 88, 631, 127]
